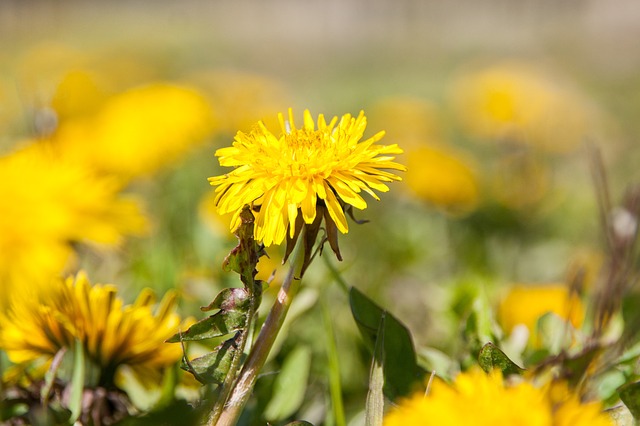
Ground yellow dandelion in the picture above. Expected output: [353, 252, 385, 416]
[0, 142, 146, 303]
[404, 145, 479, 215]
[55, 82, 215, 178]
[0, 272, 184, 386]
[209, 109, 406, 249]
[185, 69, 292, 134]
[384, 369, 612, 426]
[450, 63, 596, 154]
[498, 284, 584, 346]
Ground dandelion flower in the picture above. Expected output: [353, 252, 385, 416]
[55, 83, 215, 178]
[0, 142, 146, 303]
[0, 272, 184, 386]
[384, 369, 612, 426]
[450, 63, 596, 154]
[404, 145, 479, 215]
[209, 109, 405, 252]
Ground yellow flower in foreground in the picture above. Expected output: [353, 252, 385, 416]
[0, 272, 183, 386]
[498, 284, 584, 345]
[384, 369, 612, 426]
[209, 109, 405, 247]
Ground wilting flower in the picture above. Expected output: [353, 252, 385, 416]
[209, 109, 405, 264]
[0, 272, 183, 386]
[384, 369, 612, 426]
[0, 142, 146, 304]
[498, 284, 584, 346]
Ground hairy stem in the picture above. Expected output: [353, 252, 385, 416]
[215, 232, 305, 426]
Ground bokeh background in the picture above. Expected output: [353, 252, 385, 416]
[2, 1, 640, 424]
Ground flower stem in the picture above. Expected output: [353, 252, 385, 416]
[214, 231, 305, 426]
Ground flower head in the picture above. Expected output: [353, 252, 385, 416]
[55, 83, 215, 178]
[209, 109, 405, 254]
[0, 142, 146, 304]
[384, 369, 612, 426]
[0, 272, 183, 387]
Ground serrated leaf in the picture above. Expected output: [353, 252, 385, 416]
[166, 310, 247, 343]
[181, 336, 239, 385]
[619, 381, 640, 420]
[478, 342, 524, 376]
[349, 287, 424, 399]
[264, 346, 312, 422]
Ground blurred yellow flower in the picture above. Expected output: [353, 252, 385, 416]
[55, 83, 215, 178]
[0, 142, 146, 301]
[498, 284, 584, 344]
[384, 369, 611, 426]
[209, 109, 405, 247]
[368, 96, 444, 143]
[0, 272, 183, 386]
[450, 63, 595, 153]
[185, 69, 292, 134]
[404, 145, 479, 215]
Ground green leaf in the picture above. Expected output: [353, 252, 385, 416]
[180, 336, 239, 385]
[68, 339, 85, 423]
[365, 315, 385, 426]
[200, 288, 250, 312]
[619, 381, 640, 420]
[264, 346, 312, 422]
[285, 422, 314, 426]
[349, 287, 424, 399]
[166, 310, 247, 343]
[478, 342, 524, 376]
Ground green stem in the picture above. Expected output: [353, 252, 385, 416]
[207, 280, 259, 424]
[215, 232, 305, 426]
[322, 299, 346, 426]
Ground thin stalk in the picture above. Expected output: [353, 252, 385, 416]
[207, 281, 259, 424]
[322, 254, 349, 294]
[322, 298, 346, 426]
[215, 231, 306, 426]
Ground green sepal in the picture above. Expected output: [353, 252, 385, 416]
[478, 342, 524, 376]
[180, 334, 240, 385]
[349, 287, 425, 399]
